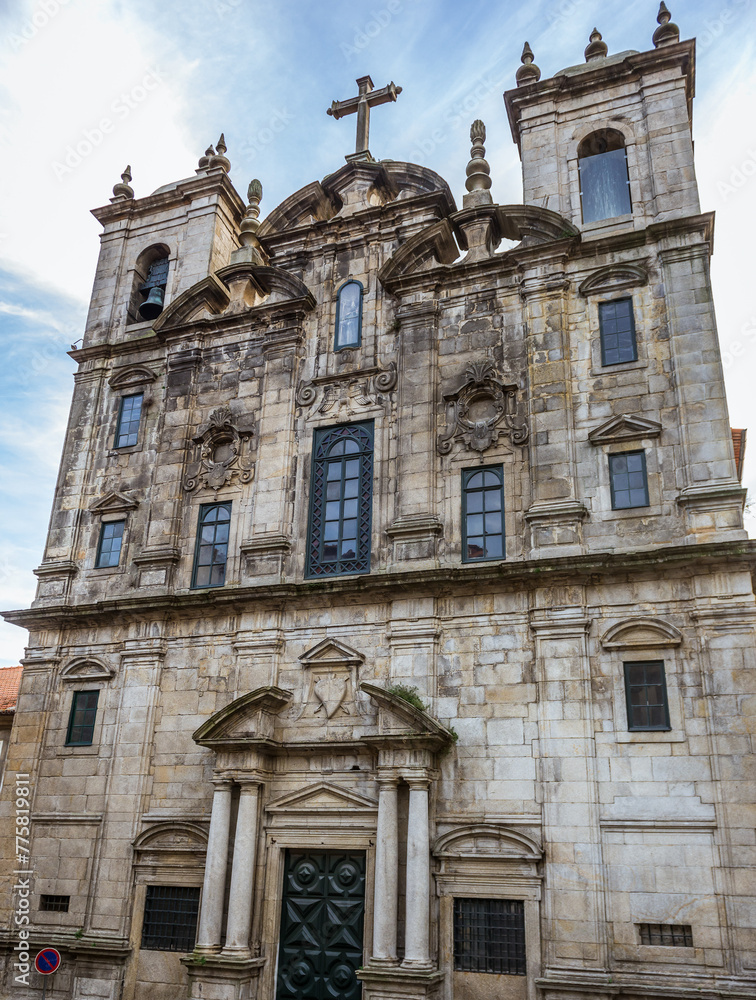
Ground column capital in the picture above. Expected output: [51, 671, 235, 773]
[236, 777, 264, 793]
[400, 770, 432, 789]
[376, 768, 401, 787]
[211, 774, 235, 790]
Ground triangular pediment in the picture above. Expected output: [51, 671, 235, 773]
[193, 686, 292, 748]
[361, 682, 455, 745]
[88, 491, 139, 514]
[300, 638, 365, 667]
[588, 414, 662, 445]
[266, 781, 377, 814]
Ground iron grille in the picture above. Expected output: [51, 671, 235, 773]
[453, 898, 526, 975]
[306, 422, 373, 578]
[141, 885, 200, 952]
[638, 923, 693, 947]
[40, 894, 70, 912]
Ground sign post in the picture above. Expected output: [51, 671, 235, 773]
[35, 948, 61, 1000]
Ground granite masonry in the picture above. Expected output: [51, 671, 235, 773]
[0, 6, 754, 1000]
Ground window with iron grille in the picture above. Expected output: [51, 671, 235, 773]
[462, 466, 505, 562]
[66, 690, 99, 746]
[638, 923, 693, 947]
[453, 898, 526, 975]
[191, 503, 231, 589]
[115, 393, 144, 448]
[306, 422, 373, 578]
[334, 280, 363, 350]
[599, 298, 637, 366]
[95, 520, 125, 568]
[609, 450, 649, 509]
[141, 885, 200, 952]
[40, 894, 70, 913]
[624, 661, 670, 731]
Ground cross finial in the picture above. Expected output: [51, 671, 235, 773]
[327, 76, 403, 163]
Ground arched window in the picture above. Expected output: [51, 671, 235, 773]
[578, 129, 632, 224]
[334, 280, 363, 350]
[129, 245, 170, 323]
[306, 422, 373, 578]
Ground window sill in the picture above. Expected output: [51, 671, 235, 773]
[615, 730, 684, 743]
[590, 360, 648, 377]
[581, 212, 635, 235]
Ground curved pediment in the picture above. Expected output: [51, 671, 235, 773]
[378, 219, 460, 286]
[153, 264, 315, 333]
[258, 180, 342, 237]
[600, 617, 683, 650]
[579, 261, 649, 296]
[434, 824, 542, 860]
[495, 204, 580, 245]
[133, 821, 208, 853]
[60, 658, 114, 684]
[108, 364, 158, 390]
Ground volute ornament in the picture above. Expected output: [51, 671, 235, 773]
[183, 406, 255, 492]
[437, 360, 528, 455]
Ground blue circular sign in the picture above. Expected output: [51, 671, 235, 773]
[35, 948, 61, 975]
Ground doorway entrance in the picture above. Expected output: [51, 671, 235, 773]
[276, 850, 366, 1000]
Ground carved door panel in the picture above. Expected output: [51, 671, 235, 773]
[276, 851, 365, 1000]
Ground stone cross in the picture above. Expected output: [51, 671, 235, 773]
[327, 76, 402, 161]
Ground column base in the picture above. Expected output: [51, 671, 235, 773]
[358, 963, 444, 1000]
[400, 960, 435, 972]
[367, 956, 400, 969]
[182, 952, 265, 1000]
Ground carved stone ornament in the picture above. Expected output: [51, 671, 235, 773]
[437, 360, 528, 455]
[296, 362, 397, 416]
[183, 407, 255, 493]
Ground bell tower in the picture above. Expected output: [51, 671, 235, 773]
[505, 4, 698, 233]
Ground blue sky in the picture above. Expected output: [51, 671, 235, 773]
[0, 0, 754, 665]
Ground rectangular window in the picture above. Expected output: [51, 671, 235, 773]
[624, 661, 670, 731]
[191, 503, 231, 589]
[95, 520, 125, 568]
[66, 690, 100, 746]
[609, 450, 649, 509]
[141, 885, 200, 952]
[599, 298, 637, 366]
[462, 466, 505, 562]
[40, 894, 70, 913]
[115, 393, 143, 448]
[638, 923, 693, 947]
[453, 898, 526, 975]
[306, 422, 373, 578]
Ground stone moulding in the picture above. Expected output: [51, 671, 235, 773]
[433, 824, 542, 860]
[437, 359, 528, 455]
[578, 260, 649, 296]
[184, 406, 255, 493]
[600, 616, 683, 649]
[296, 361, 398, 414]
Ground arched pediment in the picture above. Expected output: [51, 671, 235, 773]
[60, 658, 114, 683]
[378, 219, 460, 286]
[108, 364, 158, 390]
[495, 205, 580, 245]
[132, 821, 208, 853]
[258, 181, 342, 237]
[579, 261, 649, 296]
[434, 824, 542, 860]
[152, 274, 230, 330]
[600, 617, 683, 650]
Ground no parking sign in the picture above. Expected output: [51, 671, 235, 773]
[35, 949, 61, 998]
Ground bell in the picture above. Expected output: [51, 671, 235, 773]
[138, 285, 164, 321]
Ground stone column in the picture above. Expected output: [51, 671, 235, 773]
[223, 781, 261, 955]
[195, 777, 233, 953]
[402, 775, 432, 970]
[371, 772, 399, 965]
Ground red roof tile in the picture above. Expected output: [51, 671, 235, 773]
[0, 666, 22, 713]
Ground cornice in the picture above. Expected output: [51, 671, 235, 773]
[6, 540, 756, 630]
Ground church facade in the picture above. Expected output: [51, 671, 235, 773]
[1, 6, 755, 1000]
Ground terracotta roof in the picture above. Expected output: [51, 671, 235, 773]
[0, 666, 22, 714]
[732, 428, 747, 482]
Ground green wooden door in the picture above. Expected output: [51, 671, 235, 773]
[276, 851, 365, 1000]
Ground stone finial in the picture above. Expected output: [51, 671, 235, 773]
[239, 179, 263, 247]
[584, 28, 608, 62]
[209, 133, 231, 173]
[197, 144, 215, 172]
[516, 42, 541, 86]
[464, 120, 492, 206]
[653, 2, 680, 47]
[111, 164, 134, 201]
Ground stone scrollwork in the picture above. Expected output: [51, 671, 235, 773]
[183, 406, 255, 493]
[437, 360, 528, 455]
[296, 362, 397, 416]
